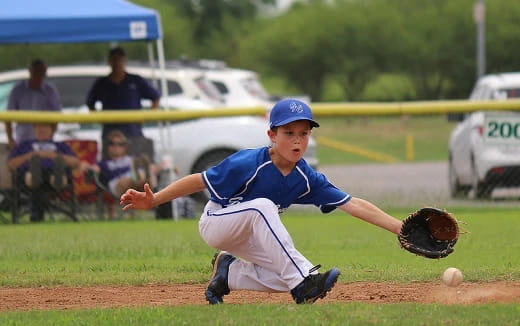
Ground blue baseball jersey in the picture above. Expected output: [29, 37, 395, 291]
[202, 147, 351, 213]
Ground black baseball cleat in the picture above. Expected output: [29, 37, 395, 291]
[205, 251, 236, 304]
[290, 267, 341, 304]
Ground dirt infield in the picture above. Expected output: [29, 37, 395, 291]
[1, 281, 518, 311]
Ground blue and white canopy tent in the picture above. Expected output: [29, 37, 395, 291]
[0, 0, 168, 97]
[0, 0, 172, 151]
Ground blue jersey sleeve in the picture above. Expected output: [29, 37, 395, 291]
[202, 149, 260, 204]
[296, 168, 351, 213]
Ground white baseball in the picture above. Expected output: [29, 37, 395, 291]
[441, 267, 463, 287]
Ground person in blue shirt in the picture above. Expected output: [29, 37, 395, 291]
[7, 123, 79, 222]
[120, 99, 403, 305]
[5, 59, 61, 149]
[85, 47, 160, 157]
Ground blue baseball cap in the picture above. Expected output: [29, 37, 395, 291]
[269, 99, 320, 128]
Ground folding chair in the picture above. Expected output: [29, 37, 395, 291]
[100, 135, 179, 219]
[69, 138, 152, 220]
[64, 139, 105, 220]
[10, 159, 77, 223]
[126, 137, 195, 219]
[0, 143, 13, 223]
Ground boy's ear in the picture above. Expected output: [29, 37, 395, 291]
[267, 129, 276, 142]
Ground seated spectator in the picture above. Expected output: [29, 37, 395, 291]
[95, 130, 155, 196]
[85, 130, 194, 220]
[7, 123, 80, 222]
[87, 130, 158, 219]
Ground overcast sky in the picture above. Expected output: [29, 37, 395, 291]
[276, 0, 294, 11]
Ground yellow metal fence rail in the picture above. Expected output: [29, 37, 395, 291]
[2, 99, 520, 123]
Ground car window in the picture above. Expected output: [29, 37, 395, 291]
[210, 81, 229, 95]
[241, 77, 270, 100]
[48, 76, 98, 108]
[146, 79, 183, 96]
[491, 89, 508, 100]
[0, 81, 17, 111]
[194, 77, 224, 102]
[501, 88, 520, 99]
[167, 80, 182, 95]
[488, 88, 520, 100]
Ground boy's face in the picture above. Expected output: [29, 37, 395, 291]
[107, 136, 128, 158]
[268, 120, 312, 163]
[33, 123, 55, 141]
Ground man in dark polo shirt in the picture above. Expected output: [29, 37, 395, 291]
[86, 47, 160, 157]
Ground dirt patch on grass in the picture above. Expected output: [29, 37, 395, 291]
[1, 281, 518, 311]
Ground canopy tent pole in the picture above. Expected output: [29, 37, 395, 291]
[153, 39, 168, 154]
[155, 38, 178, 220]
[156, 39, 168, 100]
[147, 42, 157, 86]
[155, 38, 171, 152]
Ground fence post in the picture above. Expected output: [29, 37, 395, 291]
[406, 133, 415, 161]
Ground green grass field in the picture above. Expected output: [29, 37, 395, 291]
[315, 115, 454, 164]
[0, 207, 518, 325]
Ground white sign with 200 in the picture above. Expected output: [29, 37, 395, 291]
[484, 112, 520, 145]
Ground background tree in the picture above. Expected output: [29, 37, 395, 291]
[391, 0, 475, 99]
[240, 2, 340, 101]
[171, 0, 275, 59]
[486, 1, 520, 75]
[2, 0, 520, 101]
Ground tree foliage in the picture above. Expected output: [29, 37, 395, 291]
[172, 0, 275, 43]
[1, 0, 520, 101]
[242, 0, 520, 100]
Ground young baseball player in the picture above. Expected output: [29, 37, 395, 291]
[120, 99, 403, 304]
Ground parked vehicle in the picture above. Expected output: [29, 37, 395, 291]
[204, 67, 274, 108]
[0, 65, 225, 111]
[448, 72, 520, 198]
[167, 59, 311, 109]
[0, 66, 319, 201]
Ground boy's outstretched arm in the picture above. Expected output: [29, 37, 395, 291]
[339, 197, 403, 234]
[120, 173, 206, 211]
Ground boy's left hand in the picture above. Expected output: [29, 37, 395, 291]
[398, 207, 459, 259]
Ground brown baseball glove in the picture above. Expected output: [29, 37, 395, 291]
[398, 207, 459, 259]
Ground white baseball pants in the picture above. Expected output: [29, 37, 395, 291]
[198, 198, 315, 292]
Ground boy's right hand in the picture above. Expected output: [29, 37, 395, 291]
[120, 183, 155, 211]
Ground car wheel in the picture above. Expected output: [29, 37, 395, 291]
[191, 149, 237, 202]
[471, 158, 492, 199]
[448, 157, 470, 198]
